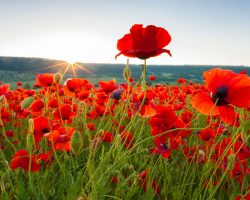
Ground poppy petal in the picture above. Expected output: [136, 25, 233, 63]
[226, 74, 250, 107]
[130, 24, 144, 49]
[156, 27, 172, 48]
[117, 33, 133, 51]
[204, 68, 235, 93]
[218, 105, 236, 125]
[143, 25, 157, 50]
[191, 93, 219, 115]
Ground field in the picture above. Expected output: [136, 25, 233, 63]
[0, 61, 249, 199]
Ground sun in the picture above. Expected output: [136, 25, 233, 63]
[65, 58, 78, 65]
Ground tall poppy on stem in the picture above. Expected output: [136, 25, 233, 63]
[116, 24, 172, 90]
[191, 68, 250, 125]
[115, 24, 172, 60]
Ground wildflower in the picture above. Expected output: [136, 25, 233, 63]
[110, 88, 123, 100]
[16, 82, 22, 86]
[197, 128, 216, 141]
[33, 116, 50, 143]
[36, 73, 54, 87]
[53, 104, 74, 121]
[177, 78, 186, 84]
[151, 143, 171, 159]
[64, 78, 92, 97]
[149, 75, 156, 81]
[44, 127, 76, 151]
[98, 80, 118, 94]
[116, 24, 171, 59]
[191, 68, 250, 125]
[30, 99, 44, 113]
[10, 150, 40, 172]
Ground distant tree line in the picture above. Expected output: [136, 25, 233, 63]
[0, 56, 249, 85]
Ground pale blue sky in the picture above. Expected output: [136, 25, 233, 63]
[0, 0, 249, 66]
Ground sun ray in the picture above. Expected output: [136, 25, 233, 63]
[72, 64, 77, 78]
[74, 63, 92, 73]
[34, 59, 92, 79]
[62, 63, 71, 77]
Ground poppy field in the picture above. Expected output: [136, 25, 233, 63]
[0, 24, 250, 200]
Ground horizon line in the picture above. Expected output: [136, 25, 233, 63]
[0, 55, 249, 68]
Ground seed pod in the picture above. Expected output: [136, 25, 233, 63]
[123, 59, 131, 82]
[21, 97, 34, 110]
[28, 119, 34, 135]
[70, 131, 83, 155]
[53, 73, 63, 84]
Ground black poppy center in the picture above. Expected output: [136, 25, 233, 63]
[42, 128, 50, 133]
[211, 85, 229, 106]
[158, 143, 168, 151]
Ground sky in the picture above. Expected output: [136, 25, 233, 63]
[0, 0, 250, 66]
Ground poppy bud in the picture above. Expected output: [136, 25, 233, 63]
[0, 95, 5, 104]
[53, 73, 63, 84]
[28, 119, 34, 135]
[123, 59, 131, 82]
[227, 154, 235, 171]
[21, 97, 34, 110]
[49, 187, 56, 196]
[198, 149, 205, 157]
[70, 131, 83, 155]
[128, 165, 135, 170]
[78, 101, 86, 112]
[26, 133, 35, 153]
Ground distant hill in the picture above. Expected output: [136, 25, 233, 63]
[0, 56, 249, 86]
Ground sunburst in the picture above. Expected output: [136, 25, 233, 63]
[43, 60, 92, 79]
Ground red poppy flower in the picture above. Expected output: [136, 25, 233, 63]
[16, 82, 22, 86]
[151, 143, 171, 159]
[191, 68, 250, 125]
[48, 99, 59, 109]
[116, 24, 172, 60]
[63, 78, 91, 97]
[53, 104, 73, 121]
[10, 150, 41, 172]
[36, 73, 54, 87]
[33, 116, 50, 143]
[177, 78, 187, 84]
[149, 75, 156, 81]
[98, 80, 118, 94]
[100, 131, 114, 143]
[0, 84, 10, 98]
[87, 123, 95, 131]
[44, 127, 75, 151]
[136, 90, 156, 117]
[197, 128, 216, 141]
[5, 130, 14, 137]
[30, 99, 45, 113]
